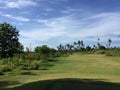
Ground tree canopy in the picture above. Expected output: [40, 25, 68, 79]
[0, 22, 22, 58]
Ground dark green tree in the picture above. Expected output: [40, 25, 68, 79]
[35, 45, 50, 55]
[35, 45, 57, 58]
[0, 22, 21, 58]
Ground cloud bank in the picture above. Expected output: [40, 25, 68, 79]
[19, 12, 120, 48]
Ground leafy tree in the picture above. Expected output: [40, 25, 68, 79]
[0, 22, 21, 58]
[35, 45, 57, 58]
[35, 45, 50, 55]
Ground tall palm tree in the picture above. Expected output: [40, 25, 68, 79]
[98, 38, 100, 41]
[70, 45, 74, 51]
[73, 41, 77, 51]
[74, 41, 77, 45]
[66, 44, 70, 50]
[108, 39, 112, 48]
[81, 40, 84, 48]
[93, 45, 97, 49]
[77, 40, 81, 50]
[97, 38, 100, 49]
[57, 44, 62, 51]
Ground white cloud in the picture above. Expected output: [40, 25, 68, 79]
[1, 13, 30, 22]
[20, 28, 66, 41]
[0, 0, 37, 9]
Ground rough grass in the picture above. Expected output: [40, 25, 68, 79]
[0, 54, 120, 90]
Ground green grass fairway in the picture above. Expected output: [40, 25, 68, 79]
[0, 54, 120, 90]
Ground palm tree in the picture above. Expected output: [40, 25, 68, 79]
[66, 44, 70, 51]
[108, 39, 112, 48]
[98, 38, 100, 41]
[73, 41, 77, 51]
[81, 40, 84, 48]
[57, 44, 62, 51]
[93, 45, 97, 49]
[77, 40, 81, 50]
[70, 45, 74, 51]
[74, 41, 77, 45]
[97, 38, 100, 49]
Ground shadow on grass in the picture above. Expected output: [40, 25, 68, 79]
[1, 78, 120, 90]
[0, 81, 20, 90]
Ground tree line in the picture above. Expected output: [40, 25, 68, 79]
[57, 38, 114, 53]
[0, 22, 120, 58]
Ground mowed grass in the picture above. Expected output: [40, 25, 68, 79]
[0, 54, 120, 90]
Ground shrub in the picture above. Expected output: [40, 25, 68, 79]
[0, 65, 11, 72]
[105, 49, 120, 56]
[94, 50, 106, 55]
[29, 60, 41, 70]
[24, 52, 40, 60]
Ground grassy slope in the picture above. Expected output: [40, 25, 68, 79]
[0, 54, 120, 90]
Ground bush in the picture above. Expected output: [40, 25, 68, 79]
[24, 52, 40, 60]
[105, 49, 120, 56]
[94, 50, 106, 55]
[0, 65, 11, 72]
[94, 49, 120, 56]
[29, 60, 41, 70]
[0, 52, 57, 74]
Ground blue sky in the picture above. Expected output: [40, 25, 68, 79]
[0, 0, 120, 50]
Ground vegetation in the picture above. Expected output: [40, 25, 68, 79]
[35, 45, 57, 58]
[0, 22, 23, 58]
[0, 54, 120, 90]
[0, 22, 120, 90]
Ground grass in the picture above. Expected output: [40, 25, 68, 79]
[0, 53, 120, 90]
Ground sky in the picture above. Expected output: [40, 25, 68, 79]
[0, 0, 120, 50]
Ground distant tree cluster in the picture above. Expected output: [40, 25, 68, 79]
[35, 45, 56, 57]
[57, 38, 114, 53]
